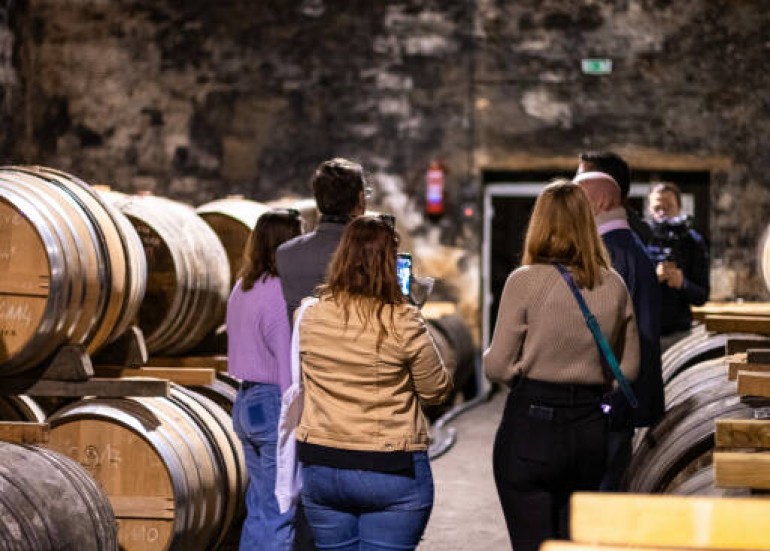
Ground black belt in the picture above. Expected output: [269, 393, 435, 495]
[240, 380, 260, 391]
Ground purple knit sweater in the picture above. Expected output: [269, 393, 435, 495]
[226, 276, 292, 392]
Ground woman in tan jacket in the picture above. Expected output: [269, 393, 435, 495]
[484, 180, 639, 551]
[296, 215, 453, 551]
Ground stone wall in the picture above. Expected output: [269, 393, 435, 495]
[474, 0, 770, 300]
[2, 0, 769, 312]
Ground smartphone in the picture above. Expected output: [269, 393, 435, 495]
[397, 252, 412, 297]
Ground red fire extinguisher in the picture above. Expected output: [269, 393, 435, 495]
[425, 160, 445, 218]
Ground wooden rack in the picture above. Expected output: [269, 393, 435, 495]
[0, 325, 228, 398]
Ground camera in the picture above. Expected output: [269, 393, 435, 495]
[647, 214, 691, 264]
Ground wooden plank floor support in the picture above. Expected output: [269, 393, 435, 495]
[728, 360, 770, 380]
[737, 371, 770, 398]
[0, 422, 49, 444]
[570, 492, 770, 550]
[94, 366, 216, 386]
[715, 419, 770, 490]
[704, 315, 770, 335]
[543, 542, 716, 551]
[24, 377, 170, 397]
[716, 419, 770, 448]
[693, 302, 770, 321]
[714, 451, 770, 489]
[144, 356, 228, 371]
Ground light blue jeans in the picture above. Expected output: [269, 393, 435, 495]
[232, 383, 294, 551]
[301, 452, 434, 550]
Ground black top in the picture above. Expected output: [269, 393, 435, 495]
[602, 228, 664, 428]
[298, 441, 415, 476]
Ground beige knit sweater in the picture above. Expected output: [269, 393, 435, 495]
[484, 264, 639, 386]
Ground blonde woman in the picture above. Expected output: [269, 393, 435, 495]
[296, 215, 453, 551]
[484, 180, 639, 551]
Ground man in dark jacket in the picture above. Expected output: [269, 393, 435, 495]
[575, 171, 663, 491]
[276, 158, 369, 321]
[646, 181, 710, 349]
[275, 158, 369, 551]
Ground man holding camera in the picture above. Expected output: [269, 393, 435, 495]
[646, 182, 710, 349]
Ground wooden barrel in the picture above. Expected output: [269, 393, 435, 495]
[665, 452, 750, 497]
[196, 197, 271, 289]
[192, 371, 240, 415]
[103, 193, 230, 355]
[0, 441, 117, 550]
[0, 395, 46, 421]
[46, 385, 246, 551]
[428, 314, 476, 393]
[0, 166, 146, 376]
[422, 314, 477, 419]
[758, 224, 770, 293]
[661, 325, 767, 385]
[625, 357, 753, 493]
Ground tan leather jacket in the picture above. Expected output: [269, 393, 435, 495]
[296, 296, 453, 452]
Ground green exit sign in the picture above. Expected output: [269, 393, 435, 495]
[581, 58, 613, 75]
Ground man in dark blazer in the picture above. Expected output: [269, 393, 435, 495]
[277, 157, 369, 322]
[575, 170, 663, 491]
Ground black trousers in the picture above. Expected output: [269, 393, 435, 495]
[493, 378, 607, 551]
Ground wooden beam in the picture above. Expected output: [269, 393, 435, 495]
[24, 377, 170, 397]
[0, 422, 49, 444]
[704, 315, 770, 335]
[542, 542, 721, 551]
[144, 356, 228, 371]
[693, 302, 770, 322]
[747, 348, 770, 364]
[571, 492, 770, 549]
[110, 495, 175, 520]
[737, 371, 770, 398]
[728, 361, 770, 381]
[727, 338, 770, 355]
[94, 366, 215, 386]
[714, 451, 770, 489]
[716, 419, 770, 449]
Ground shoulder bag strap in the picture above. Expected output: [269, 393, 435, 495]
[291, 297, 319, 387]
[554, 264, 638, 408]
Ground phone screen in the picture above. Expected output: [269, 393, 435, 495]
[397, 253, 412, 297]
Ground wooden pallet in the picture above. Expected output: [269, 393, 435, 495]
[547, 492, 770, 551]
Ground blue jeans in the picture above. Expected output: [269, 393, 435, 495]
[301, 452, 434, 550]
[232, 383, 294, 551]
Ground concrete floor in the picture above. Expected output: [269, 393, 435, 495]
[420, 390, 511, 550]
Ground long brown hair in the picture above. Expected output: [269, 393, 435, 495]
[239, 210, 302, 291]
[523, 179, 610, 288]
[319, 215, 406, 344]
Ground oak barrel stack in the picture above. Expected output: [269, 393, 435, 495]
[196, 197, 271, 289]
[46, 384, 247, 551]
[0, 166, 146, 377]
[102, 192, 231, 356]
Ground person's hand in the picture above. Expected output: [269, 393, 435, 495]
[658, 261, 684, 288]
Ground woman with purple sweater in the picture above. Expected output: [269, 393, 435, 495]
[227, 210, 302, 551]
